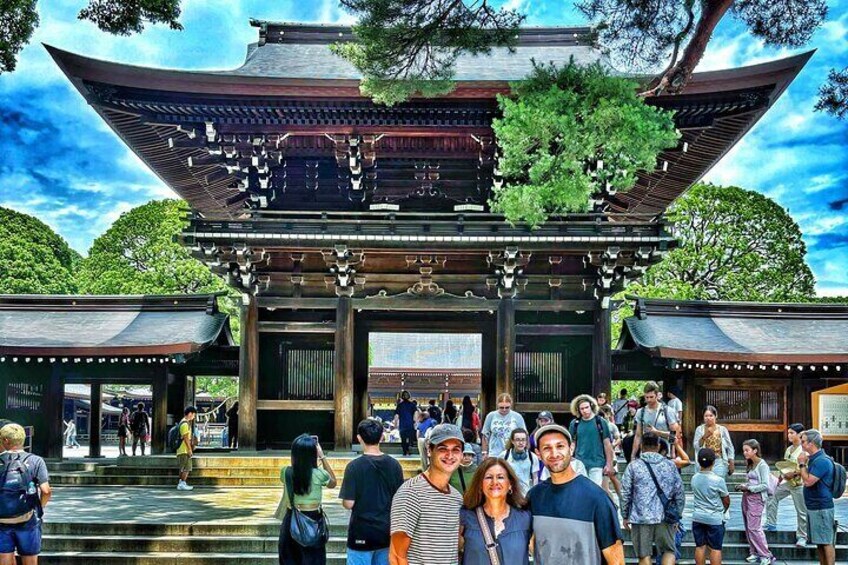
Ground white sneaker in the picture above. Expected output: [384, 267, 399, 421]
[758, 558, 773, 565]
[796, 538, 808, 547]
[745, 556, 759, 563]
[177, 481, 193, 491]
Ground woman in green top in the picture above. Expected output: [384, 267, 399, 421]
[279, 434, 338, 565]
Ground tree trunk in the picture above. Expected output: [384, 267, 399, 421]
[648, 0, 735, 95]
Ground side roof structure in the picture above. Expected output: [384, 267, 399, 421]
[0, 294, 231, 357]
[46, 22, 812, 219]
[620, 298, 848, 364]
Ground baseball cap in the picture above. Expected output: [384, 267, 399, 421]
[536, 410, 553, 422]
[427, 424, 465, 447]
[533, 424, 572, 445]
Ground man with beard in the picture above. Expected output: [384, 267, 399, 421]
[390, 424, 464, 565]
[528, 424, 624, 565]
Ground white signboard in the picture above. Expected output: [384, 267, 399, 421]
[818, 394, 848, 438]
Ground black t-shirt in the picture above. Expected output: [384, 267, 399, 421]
[428, 405, 442, 423]
[339, 453, 405, 551]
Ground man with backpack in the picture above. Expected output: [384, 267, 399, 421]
[0, 423, 51, 565]
[798, 428, 845, 565]
[174, 406, 197, 491]
[630, 382, 680, 462]
[340, 419, 404, 565]
[568, 394, 614, 486]
[130, 402, 150, 456]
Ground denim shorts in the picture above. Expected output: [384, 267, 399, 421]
[692, 522, 725, 550]
[347, 548, 390, 565]
[0, 514, 42, 556]
[807, 508, 836, 546]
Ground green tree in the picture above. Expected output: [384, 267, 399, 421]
[1, 0, 182, 73]
[491, 61, 679, 225]
[76, 199, 239, 338]
[0, 207, 80, 293]
[610, 183, 816, 341]
[196, 377, 238, 401]
[333, 0, 523, 105]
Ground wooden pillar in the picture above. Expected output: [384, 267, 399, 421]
[496, 299, 516, 398]
[592, 303, 612, 397]
[88, 382, 103, 458]
[790, 369, 806, 427]
[334, 296, 354, 450]
[239, 295, 259, 450]
[151, 367, 168, 455]
[45, 365, 64, 459]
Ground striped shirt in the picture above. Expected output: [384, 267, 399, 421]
[390, 473, 463, 565]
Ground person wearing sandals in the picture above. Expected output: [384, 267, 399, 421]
[693, 406, 736, 479]
[279, 434, 338, 565]
[459, 457, 532, 565]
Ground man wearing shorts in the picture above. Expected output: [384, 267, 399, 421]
[176, 406, 197, 491]
[691, 448, 730, 565]
[0, 423, 51, 565]
[798, 429, 837, 565]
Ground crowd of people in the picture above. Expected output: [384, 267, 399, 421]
[275, 381, 843, 565]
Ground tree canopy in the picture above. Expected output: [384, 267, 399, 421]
[0, 206, 80, 293]
[628, 182, 816, 302]
[0, 0, 182, 73]
[491, 61, 679, 225]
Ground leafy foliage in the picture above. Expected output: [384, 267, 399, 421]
[815, 67, 848, 120]
[631, 183, 816, 302]
[0, 0, 182, 74]
[0, 0, 38, 73]
[196, 376, 238, 401]
[490, 61, 679, 225]
[77, 0, 182, 35]
[0, 206, 80, 293]
[334, 0, 523, 105]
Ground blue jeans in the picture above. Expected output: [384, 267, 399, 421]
[347, 548, 389, 565]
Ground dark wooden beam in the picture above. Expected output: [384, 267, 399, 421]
[354, 297, 501, 312]
[496, 299, 516, 399]
[46, 365, 64, 460]
[257, 400, 335, 411]
[257, 297, 339, 310]
[334, 297, 355, 450]
[515, 300, 597, 312]
[88, 382, 102, 458]
[592, 304, 611, 397]
[515, 324, 594, 336]
[238, 296, 259, 450]
[151, 367, 168, 455]
[258, 321, 336, 333]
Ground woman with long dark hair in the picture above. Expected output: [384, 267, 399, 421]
[279, 434, 337, 564]
[737, 439, 774, 565]
[460, 396, 476, 433]
[694, 405, 736, 478]
[459, 457, 532, 564]
[117, 407, 130, 456]
[444, 400, 458, 425]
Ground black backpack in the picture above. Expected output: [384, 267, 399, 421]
[167, 421, 185, 452]
[0, 453, 38, 519]
[828, 456, 847, 499]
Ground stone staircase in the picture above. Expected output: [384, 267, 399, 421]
[37, 520, 847, 564]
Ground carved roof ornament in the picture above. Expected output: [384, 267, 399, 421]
[322, 245, 365, 297]
[487, 247, 530, 298]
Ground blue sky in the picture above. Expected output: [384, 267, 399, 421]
[1, 0, 846, 295]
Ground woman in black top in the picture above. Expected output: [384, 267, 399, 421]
[444, 400, 458, 424]
[226, 401, 239, 449]
[460, 396, 475, 431]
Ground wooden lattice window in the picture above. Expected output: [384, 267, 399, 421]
[704, 388, 783, 424]
[515, 351, 565, 403]
[282, 347, 334, 401]
[6, 383, 43, 411]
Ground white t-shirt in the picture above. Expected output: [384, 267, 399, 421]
[667, 397, 683, 418]
[481, 410, 527, 456]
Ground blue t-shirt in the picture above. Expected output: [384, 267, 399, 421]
[460, 506, 532, 565]
[568, 416, 611, 469]
[527, 475, 622, 565]
[394, 400, 418, 432]
[804, 450, 835, 510]
[691, 471, 729, 526]
[417, 417, 437, 437]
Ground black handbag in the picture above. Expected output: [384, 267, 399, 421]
[284, 467, 329, 547]
[643, 460, 682, 524]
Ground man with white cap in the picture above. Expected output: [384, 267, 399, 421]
[390, 424, 464, 565]
[528, 423, 624, 565]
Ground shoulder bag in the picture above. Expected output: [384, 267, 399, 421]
[475, 507, 502, 565]
[643, 460, 681, 524]
[283, 467, 329, 548]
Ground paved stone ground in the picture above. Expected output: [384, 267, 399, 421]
[44, 486, 847, 533]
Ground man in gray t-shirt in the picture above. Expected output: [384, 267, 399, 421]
[481, 397, 526, 457]
[691, 448, 731, 561]
[631, 382, 680, 460]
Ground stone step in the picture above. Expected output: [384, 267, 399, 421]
[40, 534, 846, 560]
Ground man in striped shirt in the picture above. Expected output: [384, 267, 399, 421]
[389, 424, 465, 565]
